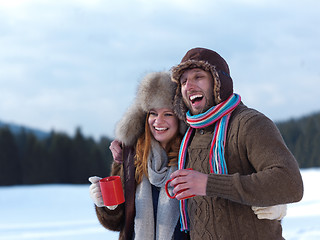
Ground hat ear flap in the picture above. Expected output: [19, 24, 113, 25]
[115, 104, 146, 146]
[217, 71, 233, 103]
[173, 86, 188, 121]
[179, 120, 187, 135]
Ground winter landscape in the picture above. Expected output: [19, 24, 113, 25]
[0, 168, 319, 240]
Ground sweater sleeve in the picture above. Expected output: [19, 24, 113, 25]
[206, 111, 304, 206]
[95, 162, 125, 231]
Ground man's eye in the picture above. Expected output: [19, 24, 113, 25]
[180, 79, 187, 85]
[149, 112, 157, 116]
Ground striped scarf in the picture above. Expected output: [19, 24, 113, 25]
[178, 93, 241, 231]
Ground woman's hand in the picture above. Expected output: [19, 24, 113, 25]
[252, 204, 287, 220]
[88, 176, 118, 210]
[88, 176, 104, 207]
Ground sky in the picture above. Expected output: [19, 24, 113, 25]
[0, 0, 319, 140]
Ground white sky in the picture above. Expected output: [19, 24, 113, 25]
[0, 0, 319, 139]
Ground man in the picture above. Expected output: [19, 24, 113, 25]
[169, 47, 303, 240]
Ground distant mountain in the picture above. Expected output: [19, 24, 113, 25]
[0, 120, 49, 140]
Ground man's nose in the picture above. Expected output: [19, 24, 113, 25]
[184, 78, 195, 90]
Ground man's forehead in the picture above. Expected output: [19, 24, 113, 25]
[181, 68, 206, 78]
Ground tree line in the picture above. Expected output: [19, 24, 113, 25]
[0, 127, 113, 186]
[276, 111, 320, 168]
[0, 111, 319, 186]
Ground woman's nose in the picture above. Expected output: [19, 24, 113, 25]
[155, 115, 164, 123]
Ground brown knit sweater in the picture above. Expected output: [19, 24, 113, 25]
[185, 103, 303, 240]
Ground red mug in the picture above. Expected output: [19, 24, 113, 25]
[165, 168, 195, 200]
[99, 176, 125, 206]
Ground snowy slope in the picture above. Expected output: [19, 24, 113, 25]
[282, 168, 320, 239]
[0, 168, 319, 240]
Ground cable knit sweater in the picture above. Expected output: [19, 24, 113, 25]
[185, 103, 303, 240]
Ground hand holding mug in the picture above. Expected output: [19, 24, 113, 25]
[165, 168, 195, 200]
[166, 168, 208, 200]
[99, 176, 125, 206]
[89, 176, 104, 207]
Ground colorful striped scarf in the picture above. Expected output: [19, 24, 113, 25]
[178, 93, 241, 231]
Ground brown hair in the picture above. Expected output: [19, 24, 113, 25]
[134, 113, 182, 184]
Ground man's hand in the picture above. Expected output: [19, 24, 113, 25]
[170, 169, 208, 200]
[109, 140, 123, 163]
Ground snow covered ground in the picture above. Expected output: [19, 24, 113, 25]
[0, 168, 319, 240]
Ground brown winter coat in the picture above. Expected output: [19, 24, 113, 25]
[95, 146, 136, 240]
[185, 102, 303, 240]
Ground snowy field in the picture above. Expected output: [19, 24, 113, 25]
[0, 168, 319, 240]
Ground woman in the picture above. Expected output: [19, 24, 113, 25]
[89, 72, 287, 240]
[89, 72, 188, 240]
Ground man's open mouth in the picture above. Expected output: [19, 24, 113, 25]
[189, 94, 203, 104]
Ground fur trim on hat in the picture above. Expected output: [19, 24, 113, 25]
[115, 104, 146, 147]
[115, 72, 183, 146]
[137, 72, 176, 112]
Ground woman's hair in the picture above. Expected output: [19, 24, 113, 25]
[134, 113, 182, 184]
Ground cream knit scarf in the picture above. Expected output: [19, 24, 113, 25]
[134, 139, 180, 240]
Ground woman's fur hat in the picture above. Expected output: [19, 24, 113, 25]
[171, 47, 234, 120]
[115, 72, 182, 146]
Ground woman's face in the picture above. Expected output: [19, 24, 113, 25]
[148, 108, 179, 149]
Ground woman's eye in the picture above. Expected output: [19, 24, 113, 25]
[149, 112, 157, 116]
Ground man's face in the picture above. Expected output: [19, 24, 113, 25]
[180, 68, 214, 115]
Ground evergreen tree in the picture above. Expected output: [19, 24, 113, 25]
[0, 127, 21, 185]
[47, 131, 73, 183]
[277, 112, 320, 168]
[20, 132, 48, 184]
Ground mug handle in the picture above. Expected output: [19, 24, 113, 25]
[165, 178, 176, 199]
[165, 168, 195, 200]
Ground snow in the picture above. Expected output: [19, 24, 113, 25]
[0, 185, 119, 240]
[0, 168, 319, 240]
[282, 168, 320, 239]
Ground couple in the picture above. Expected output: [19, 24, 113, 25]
[89, 48, 303, 240]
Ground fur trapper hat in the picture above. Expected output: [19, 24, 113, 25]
[115, 72, 182, 146]
[171, 47, 234, 120]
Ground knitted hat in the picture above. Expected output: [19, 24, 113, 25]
[171, 47, 234, 120]
[115, 72, 185, 146]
